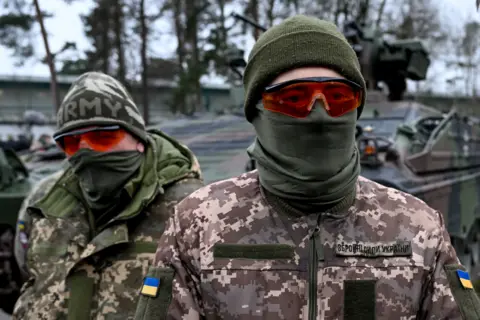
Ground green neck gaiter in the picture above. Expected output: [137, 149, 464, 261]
[247, 103, 360, 213]
[68, 149, 144, 214]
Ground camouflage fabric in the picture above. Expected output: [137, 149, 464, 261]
[136, 170, 480, 320]
[12, 131, 204, 320]
[13, 169, 65, 279]
[0, 223, 19, 314]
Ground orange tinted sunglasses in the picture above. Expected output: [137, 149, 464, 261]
[262, 77, 363, 118]
[54, 125, 126, 156]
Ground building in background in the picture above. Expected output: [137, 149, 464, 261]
[0, 74, 232, 124]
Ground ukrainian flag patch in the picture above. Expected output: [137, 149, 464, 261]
[456, 269, 473, 289]
[141, 277, 160, 297]
[18, 221, 25, 230]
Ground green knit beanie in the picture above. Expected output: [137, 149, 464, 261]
[243, 15, 366, 122]
[53, 71, 147, 143]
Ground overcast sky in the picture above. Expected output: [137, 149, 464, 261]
[0, 0, 478, 94]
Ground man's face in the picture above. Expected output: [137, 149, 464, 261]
[55, 126, 144, 158]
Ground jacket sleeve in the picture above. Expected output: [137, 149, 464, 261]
[14, 169, 64, 280]
[11, 213, 42, 319]
[134, 200, 203, 320]
[13, 198, 33, 281]
[420, 212, 480, 320]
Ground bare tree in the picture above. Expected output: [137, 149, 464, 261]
[33, 0, 60, 112]
[139, 0, 149, 124]
[375, 0, 387, 29]
[462, 22, 480, 96]
[113, 0, 126, 83]
[245, 0, 260, 40]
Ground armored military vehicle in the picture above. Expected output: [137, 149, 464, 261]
[231, 14, 480, 276]
[348, 21, 480, 275]
[0, 142, 65, 313]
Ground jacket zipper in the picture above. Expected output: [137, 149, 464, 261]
[308, 226, 322, 320]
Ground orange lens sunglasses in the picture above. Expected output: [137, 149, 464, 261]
[262, 77, 363, 118]
[54, 125, 126, 156]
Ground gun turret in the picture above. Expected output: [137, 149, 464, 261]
[343, 21, 431, 101]
[227, 14, 431, 103]
[227, 13, 267, 82]
[224, 13, 268, 113]
[231, 13, 267, 32]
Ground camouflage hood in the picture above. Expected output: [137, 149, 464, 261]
[31, 129, 202, 222]
[112, 128, 202, 221]
[142, 128, 202, 188]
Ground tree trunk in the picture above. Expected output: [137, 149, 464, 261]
[113, 0, 126, 83]
[139, 0, 149, 124]
[33, 0, 60, 112]
[473, 65, 478, 98]
[375, 0, 388, 29]
[266, 0, 276, 28]
[173, 0, 185, 114]
[100, 0, 111, 74]
[334, 0, 342, 25]
[356, 0, 370, 26]
[342, 1, 350, 22]
[250, 0, 260, 40]
[218, 0, 226, 44]
[185, 0, 201, 115]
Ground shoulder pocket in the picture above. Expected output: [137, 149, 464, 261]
[134, 266, 174, 320]
[444, 264, 480, 320]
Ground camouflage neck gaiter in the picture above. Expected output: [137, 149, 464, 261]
[247, 103, 360, 213]
[68, 149, 144, 214]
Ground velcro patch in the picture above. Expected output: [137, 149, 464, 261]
[444, 264, 480, 319]
[344, 280, 376, 320]
[134, 267, 174, 320]
[141, 277, 160, 297]
[335, 240, 412, 257]
[213, 243, 295, 260]
[457, 269, 474, 289]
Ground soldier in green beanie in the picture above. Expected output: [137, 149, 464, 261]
[12, 71, 205, 319]
[135, 16, 480, 320]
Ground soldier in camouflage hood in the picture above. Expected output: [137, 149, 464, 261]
[12, 71, 204, 320]
[135, 16, 480, 320]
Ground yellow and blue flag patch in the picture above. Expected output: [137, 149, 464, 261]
[18, 220, 25, 231]
[141, 277, 160, 297]
[456, 269, 473, 289]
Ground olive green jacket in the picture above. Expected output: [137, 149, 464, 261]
[12, 130, 204, 320]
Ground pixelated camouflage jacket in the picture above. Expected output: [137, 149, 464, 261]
[135, 170, 480, 320]
[12, 129, 204, 320]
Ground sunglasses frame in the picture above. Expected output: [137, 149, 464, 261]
[53, 125, 121, 142]
[264, 77, 362, 93]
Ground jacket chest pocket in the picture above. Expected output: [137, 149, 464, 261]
[27, 217, 87, 282]
[200, 243, 307, 320]
[92, 241, 157, 319]
[319, 258, 429, 320]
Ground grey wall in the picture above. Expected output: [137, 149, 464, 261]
[0, 79, 233, 122]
